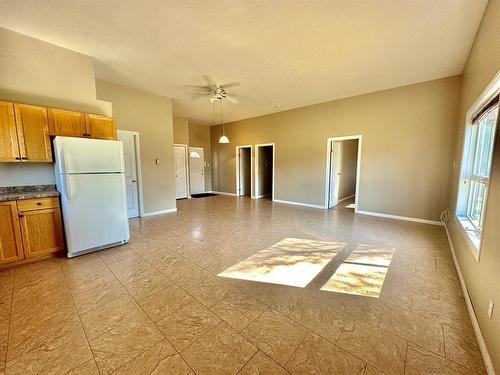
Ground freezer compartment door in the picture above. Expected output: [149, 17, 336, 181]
[57, 173, 129, 255]
[54, 136, 125, 174]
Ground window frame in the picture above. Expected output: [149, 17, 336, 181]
[455, 71, 500, 261]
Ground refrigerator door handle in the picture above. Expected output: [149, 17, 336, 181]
[65, 175, 73, 204]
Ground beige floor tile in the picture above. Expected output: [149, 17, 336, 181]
[242, 310, 308, 366]
[319, 291, 384, 326]
[7, 308, 82, 361]
[364, 365, 385, 375]
[411, 294, 469, 330]
[157, 301, 220, 351]
[239, 351, 288, 375]
[5, 328, 92, 375]
[337, 318, 406, 375]
[286, 332, 365, 375]
[80, 295, 146, 339]
[90, 315, 164, 374]
[162, 257, 213, 289]
[182, 323, 257, 375]
[113, 340, 193, 375]
[138, 284, 196, 322]
[443, 325, 486, 373]
[210, 290, 266, 332]
[66, 359, 100, 375]
[107, 258, 154, 285]
[72, 278, 129, 314]
[405, 344, 475, 375]
[123, 268, 173, 301]
[186, 275, 235, 308]
[378, 306, 444, 355]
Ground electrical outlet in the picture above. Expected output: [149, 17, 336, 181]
[488, 299, 494, 319]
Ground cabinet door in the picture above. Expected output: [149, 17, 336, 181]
[14, 103, 52, 162]
[47, 108, 87, 137]
[0, 101, 21, 162]
[86, 114, 117, 140]
[0, 201, 24, 263]
[19, 208, 64, 258]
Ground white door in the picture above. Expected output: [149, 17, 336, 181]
[174, 145, 188, 199]
[117, 130, 140, 218]
[189, 147, 205, 194]
[328, 141, 342, 208]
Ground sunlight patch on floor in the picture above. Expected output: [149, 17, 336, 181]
[218, 238, 345, 287]
[321, 245, 394, 297]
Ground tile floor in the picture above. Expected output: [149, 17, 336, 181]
[0, 196, 486, 374]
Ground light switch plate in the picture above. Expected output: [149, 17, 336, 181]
[488, 299, 494, 319]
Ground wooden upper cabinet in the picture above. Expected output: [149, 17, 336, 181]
[14, 103, 52, 162]
[0, 201, 24, 263]
[86, 114, 117, 140]
[0, 101, 20, 162]
[47, 108, 87, 137]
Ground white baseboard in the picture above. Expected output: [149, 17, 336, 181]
[273, 199, 325, 209]
[141, 208, 177, 217]
[209, 191, 237, 196]
[337, 194, 355, 204]
[355, 209, 443, 226]
[444, 225, 495, 374]
[253, 194, 268, 199]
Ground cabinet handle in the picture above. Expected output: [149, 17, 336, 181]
[36, 202, 42, 206]
[15, 157, 21, 160]
[21, 157, 28, 160]
[19, 214, 24, 218]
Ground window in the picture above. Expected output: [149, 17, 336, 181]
[456, 94, 498, 254]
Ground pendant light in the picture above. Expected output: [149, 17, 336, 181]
[217, 98, 230, 144]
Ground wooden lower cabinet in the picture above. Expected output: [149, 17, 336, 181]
[19, 207, 64, 258]
[0, 198, 64, 265]
[0, 201, 24, 263]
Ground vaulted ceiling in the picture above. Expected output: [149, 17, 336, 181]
[0, 0, 487, 125]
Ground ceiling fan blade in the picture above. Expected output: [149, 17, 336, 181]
[189, 91, 210, 94]
[185, 85, 210, 91]
[202, 75, 216, 87]
[221, 82, 240, 89]
[226, 95, 239, 104]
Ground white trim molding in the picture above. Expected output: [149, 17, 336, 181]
[444, 225, 495, 374]
[255, 143, 276, 201]
[324, 135, 362, 210]
[273, 199, 325, 209]
[141, 208, 177, 217]
[235, 145, 254, 197]
[356, 209, 444, 226]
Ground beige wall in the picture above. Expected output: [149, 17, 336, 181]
[173, 116, 189, 145]
[96, 80, 176, 214]
[211, 75, 461, 219]
[446, 0, 500, 371]
[339, 139, 358, 200]
[189, 123, 212, 191]
[0, 27, 111, 187]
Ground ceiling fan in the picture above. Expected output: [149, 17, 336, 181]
[186, 75, 240, 103]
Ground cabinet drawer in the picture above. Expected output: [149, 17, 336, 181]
[17, 197, 60, 212]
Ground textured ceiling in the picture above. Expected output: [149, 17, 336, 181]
[0, 0, 487, 125]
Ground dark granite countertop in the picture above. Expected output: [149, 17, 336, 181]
[0, 185, 60, 202]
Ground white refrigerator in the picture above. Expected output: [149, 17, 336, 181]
[54, 136, 130, 258]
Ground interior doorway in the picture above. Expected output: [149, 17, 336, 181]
[117, 130, 143, 218]
[189, 147, 205, 194]
[255, 143, 275, 200]
[236, 145, 253, 196]
[174, 144, 189, 199]
[325, 136, 362, 210]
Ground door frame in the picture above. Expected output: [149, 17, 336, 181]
[189, 146, 206, 194]
[324, 135, 362, 211]
[117, 130, 145, 217]
[255, 143, 275, 201]
[235, 145, 254, 197]
[174, 143, 190, 199]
